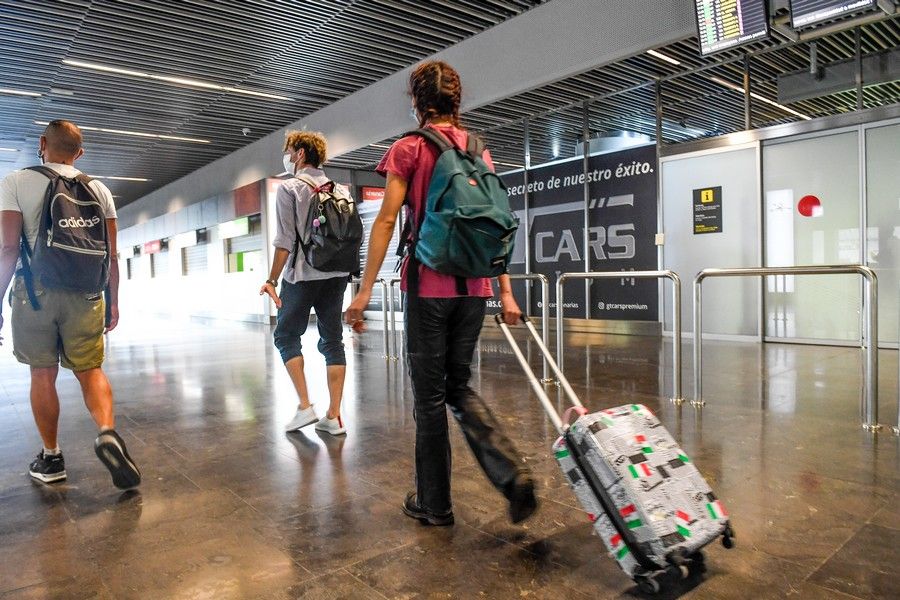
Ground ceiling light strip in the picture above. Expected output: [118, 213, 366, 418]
[63, 59, 291, 101]
[0, 147, 20, 152]
[34, 121, 210, 144]
[647, 49, 682, 66]
[709, 77, 812, 120]
[0, 87, 42, 97]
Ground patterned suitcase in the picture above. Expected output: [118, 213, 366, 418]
[495, 315, 734, 594]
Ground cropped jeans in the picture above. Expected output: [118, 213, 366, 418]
[274, 277, 347, 365]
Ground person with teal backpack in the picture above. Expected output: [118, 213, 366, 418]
[346, 60, 537, 527]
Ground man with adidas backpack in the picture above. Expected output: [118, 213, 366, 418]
[345, 61, 537, 526]
[260, 131, 361, 436]
[0, 120, 140, 489]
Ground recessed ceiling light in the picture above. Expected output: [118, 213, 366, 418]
[50, 88, 75, 96]
[0, 87, 42, 97]
[33, 121, 210, 144]
[88, 175, 150, 182]
[63, 59, 291, 101]
[0, 147, 19, 152]
[647, 49, 682, 66]
[709, 77, 812, 121]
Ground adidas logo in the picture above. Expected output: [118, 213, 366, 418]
[58, 216, 102, 228]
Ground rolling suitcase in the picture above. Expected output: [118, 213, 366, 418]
[495, 315, 735, 594]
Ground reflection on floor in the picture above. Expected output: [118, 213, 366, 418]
[0, 317, 897, 599]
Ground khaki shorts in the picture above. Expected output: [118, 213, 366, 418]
[10, 278, 106, 371]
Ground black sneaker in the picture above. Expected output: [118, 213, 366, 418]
[402, 492, 454, 526]
[507, 475, 538, 524]
[29, 450, 67, 484]
[94, 430, 141, 490]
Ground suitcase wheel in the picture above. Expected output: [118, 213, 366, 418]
[665, 564, 690, 580]
[687, 552, 707, 577]
[722, 524, 736, 549]
[635, 574, 661, 595]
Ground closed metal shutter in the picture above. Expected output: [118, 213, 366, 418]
[153, 251, 169, 278]
[227, 215, 263, 254]
[182, 244, 208, 275]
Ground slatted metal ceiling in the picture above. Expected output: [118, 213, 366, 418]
[0, 0, 547, 206]
[331, 14, 900, 170]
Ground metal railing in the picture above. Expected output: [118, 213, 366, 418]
[387, 277, 401, 361]
[350, 277, 390, 359]
[507, 273, 553, 383]
[556, 270, 684, 403]
[693, 265, 880, 432]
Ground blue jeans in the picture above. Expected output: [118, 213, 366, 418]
[274, 277, 347, 365]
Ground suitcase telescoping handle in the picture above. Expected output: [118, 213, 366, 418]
[494, 314, 585, 435]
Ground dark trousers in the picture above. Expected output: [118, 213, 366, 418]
[405, 295, 530, 514]
[274, 277, 348, 365]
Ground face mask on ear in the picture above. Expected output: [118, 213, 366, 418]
[37, 149, 45, 164]
[409, 106, 418, 123]
[282, 153, 295, 175]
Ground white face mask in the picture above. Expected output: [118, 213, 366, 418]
[282, 153, 295, 175]
[409, 106, 419, 123]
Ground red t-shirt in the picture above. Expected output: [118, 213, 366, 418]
[377, 124, 494, 298]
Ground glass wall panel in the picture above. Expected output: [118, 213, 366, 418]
[762, 131, 861, 342]
[661, 146, 760, 336]
[865, 122, 900, 345]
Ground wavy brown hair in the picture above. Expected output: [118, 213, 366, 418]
[284, 130, 327, 167]
[409, 60, 462, 128]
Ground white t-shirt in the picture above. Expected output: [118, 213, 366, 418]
[0, 163, 117, 256]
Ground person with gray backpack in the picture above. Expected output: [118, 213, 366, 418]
[345, 61, 536, 526]
[260, 130, 361, 437]
[0, 120, 140, 489]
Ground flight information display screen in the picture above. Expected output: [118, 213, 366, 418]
[695, 0, 770, 56]
[789, 0, 876, 28]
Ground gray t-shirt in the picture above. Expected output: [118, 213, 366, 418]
[272, 167, 350, 283]
[0, 163, 117, 265]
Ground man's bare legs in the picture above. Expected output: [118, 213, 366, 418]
[73, 367, 114, 431]
[30, 366, 60, 449]
[284, 356, 311, 409]
[325, 364, 345, 419]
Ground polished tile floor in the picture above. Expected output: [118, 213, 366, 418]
[0, 316, 897, 599]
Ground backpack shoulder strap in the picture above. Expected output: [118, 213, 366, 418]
[466, 132, 485, 159]
[295, 173, 335, 195]
[24, 165, 59, 180]
[404, 128, 453, 154]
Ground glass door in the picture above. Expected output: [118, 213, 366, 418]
[762, 131, 861, 343]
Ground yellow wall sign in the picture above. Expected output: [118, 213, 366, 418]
[692, 186, 722, 234]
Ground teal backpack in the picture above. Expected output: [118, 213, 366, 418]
[402, 128, 518, 286]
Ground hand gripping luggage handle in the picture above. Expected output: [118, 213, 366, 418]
[494, 314, 584, 435]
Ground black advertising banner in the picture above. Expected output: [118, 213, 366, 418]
[693, 186, 722, 234]
[501, 144, 658, 320]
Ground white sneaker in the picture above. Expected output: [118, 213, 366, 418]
[285, 406, 318, 432]
[315, 415, 347, 436]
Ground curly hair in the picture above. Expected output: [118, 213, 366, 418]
[283, 130, 327, 167]
[409, 60, 462, 128]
